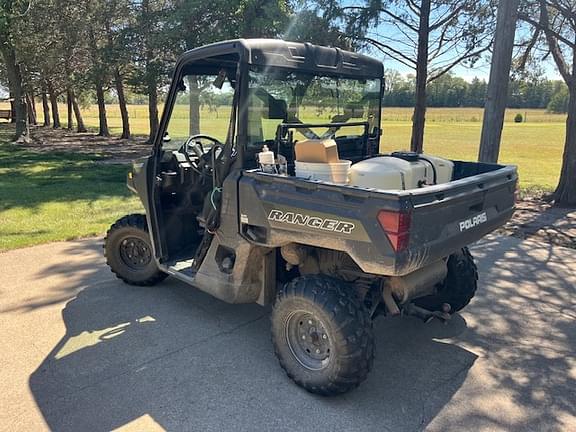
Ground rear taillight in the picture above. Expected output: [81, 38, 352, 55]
[377, 210, 412, 252]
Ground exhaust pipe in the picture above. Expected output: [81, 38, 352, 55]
[384, 259, 448, 304]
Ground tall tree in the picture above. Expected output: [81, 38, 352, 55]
[85, 0, 111, 137]
[478, 0, 520, 163]
[69, 89, 87, 132]
[128, 0, 174, 142]
[66, 89, 74, 130]
[56, 0, 90, 133]
[103, 0, 133, 139]
[343, 0, 495, 152]
[0, 0, 29, 140]
[26, 92, 36, 125]
[519, 0, 576, 205]
[47, 80, 61, 128]
[19, 0, 79, 133]
[170, 0, 292, 136]
[171, 0, 240, 136]
[40, 88, 50, 126]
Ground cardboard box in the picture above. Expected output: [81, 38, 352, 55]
[295, 139, 340, 163]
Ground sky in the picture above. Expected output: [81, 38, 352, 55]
[355, 1, 564, 83]
[378, 56, 563, 82]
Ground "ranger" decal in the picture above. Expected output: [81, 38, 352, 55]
[459, 212, 488, 232]
[268, 210, 355, 234]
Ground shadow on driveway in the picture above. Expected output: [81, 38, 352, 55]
[26, 236, 575, 431]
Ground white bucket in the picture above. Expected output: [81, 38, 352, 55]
[295, 160, 351, 184]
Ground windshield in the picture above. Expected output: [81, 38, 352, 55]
[163, 73, 235, 151]
[247, 68, 381, 150]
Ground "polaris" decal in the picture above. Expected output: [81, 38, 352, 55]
[459, 212, 488, 232]
[268, 210, 355, 234]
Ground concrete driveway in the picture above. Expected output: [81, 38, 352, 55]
[1, 236, 575, 431]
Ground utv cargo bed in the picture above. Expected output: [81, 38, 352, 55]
[239, 160, 517, 276]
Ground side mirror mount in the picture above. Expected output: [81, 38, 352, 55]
[213, 69, 227, 89]
[176, 78, 186, 92]
[267, 98, 287, 120]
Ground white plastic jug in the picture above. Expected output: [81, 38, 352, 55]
[295, 160, 351, 184]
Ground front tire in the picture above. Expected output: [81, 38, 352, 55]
[271, 275, 374, 396]
[104, 214, 167, 286]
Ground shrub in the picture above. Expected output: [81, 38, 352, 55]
[514, 113, 523, 123]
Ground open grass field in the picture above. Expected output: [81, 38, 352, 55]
[0, 104, 566, 251]
[0, 126, 142, 251]
[28, 103, 566, 190]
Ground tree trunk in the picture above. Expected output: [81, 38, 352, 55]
[115, 69, 131, 139]
[28, 89, 38, 125]
[410, 0, 431, 154]
[41, 90, 51, 127]
[0, 43, 27, 139]
[66, 89, 74, 130]
[10, 93, 16, 124]
[189, 76, 201, 135]
[478, 0, 519, 163]
[70, 90, 87, 132]
[148, 81, 159, 143]
[95, 81, 110, 136]
[26, 93, 37, 125]
[30, 91, 37, 119]
[554, 87, 576, 206]
[47, 82, 61, 128]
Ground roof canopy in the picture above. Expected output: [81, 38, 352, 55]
[178, 39, 384, 79]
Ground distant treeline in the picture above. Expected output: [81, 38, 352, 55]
[89, 70, 569, 114]
[384, 70, 568, 112]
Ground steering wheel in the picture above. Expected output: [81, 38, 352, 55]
[182, 134, 223, 157]
[179, 134, 225, 177]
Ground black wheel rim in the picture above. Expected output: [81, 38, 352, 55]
[285, 310, 332, 371]
[119, 236, 152, 270]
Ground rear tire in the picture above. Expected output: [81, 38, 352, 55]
[104, 214, 167, 286]
[271, 275, 374, 396]
[415, 247, 478, 312]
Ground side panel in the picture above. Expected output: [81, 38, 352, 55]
[128, 156, 152, 212]
[238, 173, 401, 274]
[191, 171, 275, 304]
[127, 156, 166, 263]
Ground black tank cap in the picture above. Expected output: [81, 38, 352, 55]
[390, 151, 420, 162]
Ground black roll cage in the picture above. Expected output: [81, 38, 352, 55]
[147, 39, 385, 260]
[152, 39, 385, 162]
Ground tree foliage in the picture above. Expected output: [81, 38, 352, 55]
[547, 85, 568, 113]
[383, 69, 563, 109]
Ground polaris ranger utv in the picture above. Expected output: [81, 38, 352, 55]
[105, 39, 517, 395]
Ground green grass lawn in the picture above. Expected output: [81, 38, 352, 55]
[0, 126, 142, 251]
[42, 103, 565, 189]
[381, 121, 564, 189]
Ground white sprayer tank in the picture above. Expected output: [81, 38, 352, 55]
[349, 153, 454, 190]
